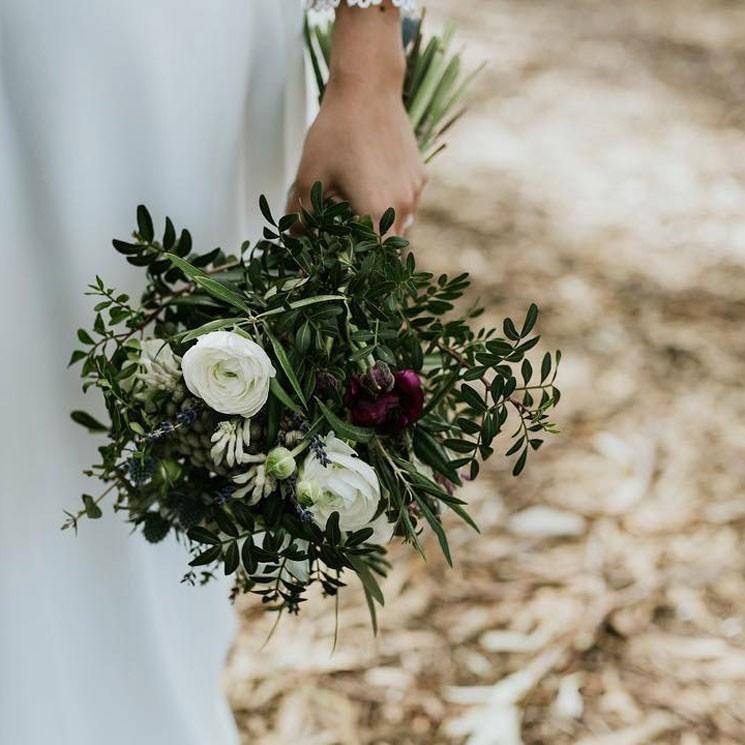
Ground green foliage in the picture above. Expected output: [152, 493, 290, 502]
[66, 193, 560, 625]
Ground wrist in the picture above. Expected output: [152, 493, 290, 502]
[328, 3, 406, 96]
[326, 64, 405, 100]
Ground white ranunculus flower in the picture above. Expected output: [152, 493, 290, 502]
[297, 435, 382, 533]
[136, 339, 182, 391]
[181, 330, 275, 417]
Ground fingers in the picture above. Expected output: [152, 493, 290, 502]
[288, 168, 428, 237]
[392, 170, 427, 235]
[286, 178, 343, 217]
[391, 189, 417, 235]
[348, 172, 426, 235]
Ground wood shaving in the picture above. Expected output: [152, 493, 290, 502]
[226, 1, 745, 742]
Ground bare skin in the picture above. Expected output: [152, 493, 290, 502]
[289, 2, 426, 234]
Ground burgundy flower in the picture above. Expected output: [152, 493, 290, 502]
[359, 361, 395, 396]
[345, 368, 424, 434]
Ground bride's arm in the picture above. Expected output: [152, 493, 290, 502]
[290, 1, 425, 234]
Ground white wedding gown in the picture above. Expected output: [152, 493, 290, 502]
[0, 2, 307, 743]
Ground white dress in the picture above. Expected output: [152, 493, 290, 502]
[0, 2, 306, 744]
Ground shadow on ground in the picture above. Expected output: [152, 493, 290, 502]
[227, 2, 745, 742]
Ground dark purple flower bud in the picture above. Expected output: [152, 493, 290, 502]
[315, 371, 341, 398]
[360, 361, 395, 396]
[345, 369, 424, 435]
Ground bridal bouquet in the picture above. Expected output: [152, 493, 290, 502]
[66, 18, 560, 627]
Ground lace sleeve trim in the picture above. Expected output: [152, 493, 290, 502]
[306, 0, 419, 16]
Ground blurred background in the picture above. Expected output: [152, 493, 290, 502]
[226, 1, 745, 742]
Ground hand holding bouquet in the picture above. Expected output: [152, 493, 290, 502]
[67, 18, 560, 628]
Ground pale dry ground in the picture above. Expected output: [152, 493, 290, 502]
[226, 1, 745, 743]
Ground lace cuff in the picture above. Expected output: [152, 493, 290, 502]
[306, 0, 419, 16]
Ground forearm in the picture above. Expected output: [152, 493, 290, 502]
[329, 2, 406, 94]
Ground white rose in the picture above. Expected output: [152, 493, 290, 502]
[298, 435, 382, 533]
[182, 330, 275, 417]
[136, 339, 182, 391]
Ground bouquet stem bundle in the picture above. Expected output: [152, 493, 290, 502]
[305, 13, 484, 161]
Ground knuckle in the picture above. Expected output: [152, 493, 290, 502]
[372, 198, 391, 218]
[295, 179, 312, 198]
[399, 193, 415, 215]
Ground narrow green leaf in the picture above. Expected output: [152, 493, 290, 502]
[231, 502, 255, 531]
[506, 436, 524, 457]
[77, 329, 95, 345]
[316, 398, 374, 443]
[82, 494, 102, 519]
[379, 207, 395, 235]
[163, 216, 176, 250]
[223, 541, 240, 575]
[194, 276, 250, 312]
[256, 294, 346, 319]
[296, 321, 312, 354]
[345, 527, 374, 547]
[189, 545, 222, 567]
[179, 317, 246, 343]
[270, 378, 303, 415]
[540, 352, 552, 383]
[348, 554, 384, 605]
[412, 427, 462, 485]
[443, 438, 476, 454]
[112, 239, 141, 256]
[187, 526, 221, 545]
[259, 194, 276, 226]
[412, 492, 452, 566]
[460, 384, 486, 412]
[311, 181, 324, 213]
[522, 303, 539, 336]
[163, 252, 207, 279]
[70, 410, 108, 433]
[358, 575, 379, 635]
[213, 509, 239, 538]
[241, 538, 258, 574]
[129, 422, 145, 436]
[136, 204, 154, 242]
[266, 331, 307, 408]
[513, 448, 528, 476]
[503, 318, 520, 340]
[521, 359, 533, 384]
[68, 350, 87, 367]
[325, 511, 341, 546]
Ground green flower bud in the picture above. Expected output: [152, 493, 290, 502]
[296, 479, 322, 506]
[155, 458, 183, 486]
[265, 446, 296, 481]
